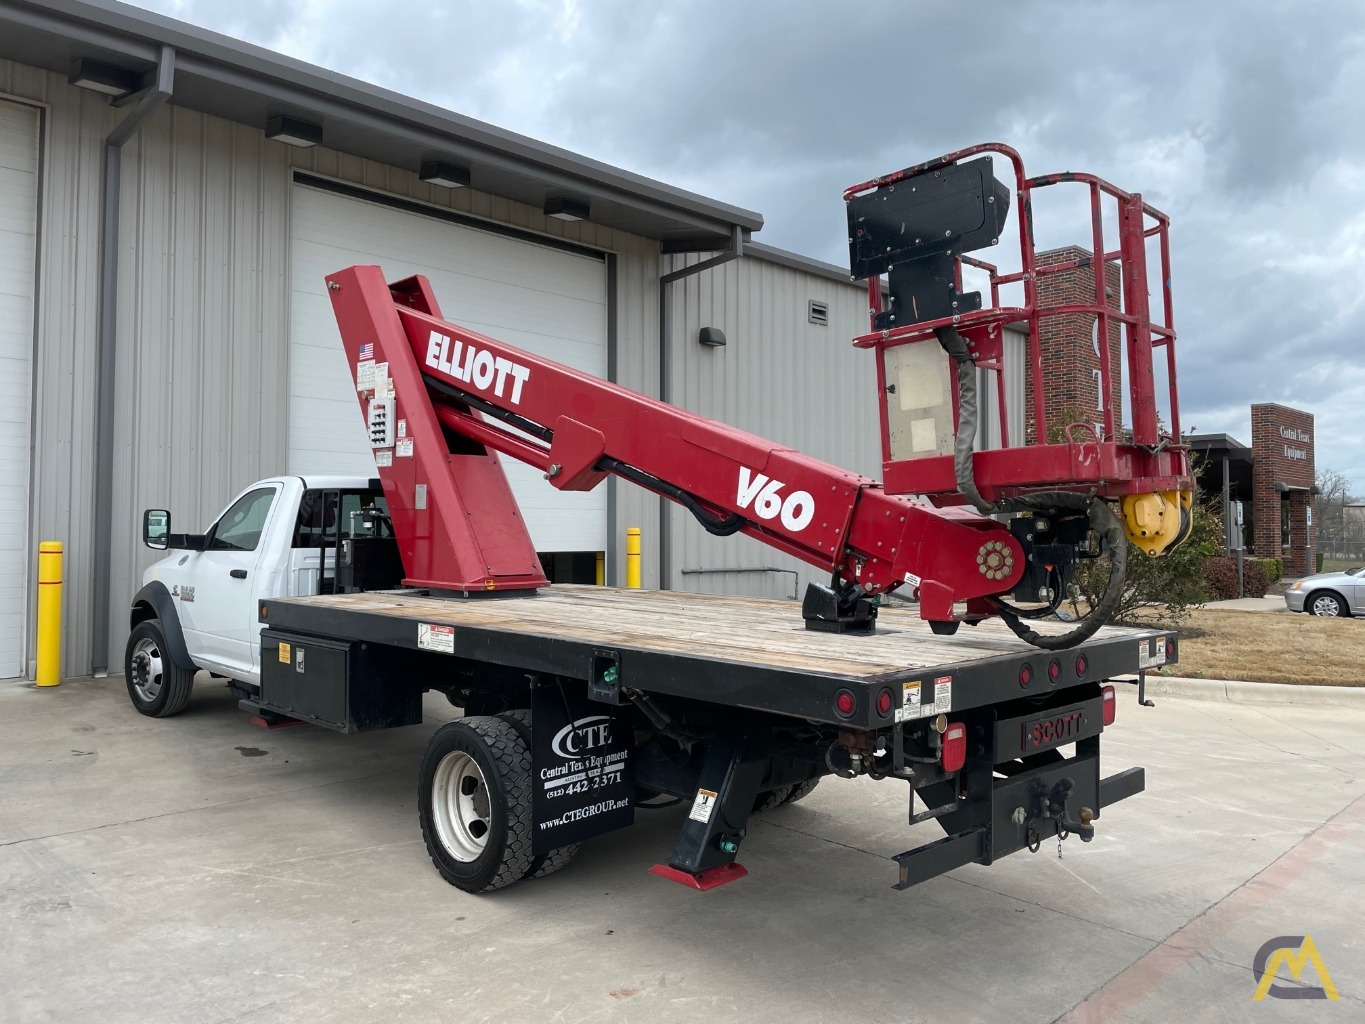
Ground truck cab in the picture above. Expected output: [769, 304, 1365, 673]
[127, 476, 396, 708]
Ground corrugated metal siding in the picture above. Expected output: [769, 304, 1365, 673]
[3, 57, 664, 673]
[1, 63, 117, 676]
[665, 253, 881, 598]
[108, 105, 294, 674]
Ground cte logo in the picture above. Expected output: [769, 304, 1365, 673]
[736, 467, 816, 532]
[551, 716, 612, 759]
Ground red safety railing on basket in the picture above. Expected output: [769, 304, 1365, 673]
[843, 143, 1188, 503]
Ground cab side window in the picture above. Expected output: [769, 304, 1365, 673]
[206, 488, 277, 552]
[293, 490, 336, 548]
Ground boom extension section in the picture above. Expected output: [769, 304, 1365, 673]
[326, 267, 1025, 634]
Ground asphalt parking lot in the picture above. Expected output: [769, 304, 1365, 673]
[3, 676, 1363, 1023]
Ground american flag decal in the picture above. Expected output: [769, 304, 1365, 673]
[358, 342, 374, 360]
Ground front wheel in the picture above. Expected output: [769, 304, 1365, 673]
[419, 717, 535, 893]
[124, 619, 196, 718]
[1308, 591, 1348, 617]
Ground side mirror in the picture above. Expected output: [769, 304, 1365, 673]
[143, 509, 170, 549]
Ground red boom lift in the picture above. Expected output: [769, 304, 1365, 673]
[224, 144, 1191, 893]
[325, 143, 1192, 649]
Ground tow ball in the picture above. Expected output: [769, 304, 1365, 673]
[1016, 777, 1095, 853]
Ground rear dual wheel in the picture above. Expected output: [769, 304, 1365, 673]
[418, 711, 579, 893]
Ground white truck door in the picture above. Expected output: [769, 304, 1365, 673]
[179, 484, 282, 679]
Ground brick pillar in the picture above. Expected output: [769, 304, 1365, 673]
[1250, 403, 1316, 575]
[1023, 246, 1122, 443]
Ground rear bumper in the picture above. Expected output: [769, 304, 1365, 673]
[893, 748, 1144, 890]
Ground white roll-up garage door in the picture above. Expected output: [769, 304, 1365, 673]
[289, 183, 608, 553]
[0, 100, 38, 679]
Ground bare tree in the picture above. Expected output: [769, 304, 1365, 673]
[1315, 468, 1364, 561]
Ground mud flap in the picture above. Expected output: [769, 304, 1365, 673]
[530, 682, 634, 855]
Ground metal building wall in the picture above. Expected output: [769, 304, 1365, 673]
[0, 61, 117, 676]
[665, 252, 881, 598]
[3, 57, 663, 675]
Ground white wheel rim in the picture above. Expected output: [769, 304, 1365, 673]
[1312, 596, 1338, 616]
[431, 750, 492, 861]
[131, 636, 164, 702]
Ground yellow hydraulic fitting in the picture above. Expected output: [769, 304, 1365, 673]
[1120, 490, 1192, 556]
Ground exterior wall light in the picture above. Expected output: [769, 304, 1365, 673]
[420, 161, 470, 188]
[70, 58, 141, 98]
[544, 197, 589, 222]
[265, 115, 322, 148]
[698, 327, 727, 347]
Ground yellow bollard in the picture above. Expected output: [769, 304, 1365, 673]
[626, 527, 641, 589]
[36, 541, 63, 687]
[595, 551, 605, 586]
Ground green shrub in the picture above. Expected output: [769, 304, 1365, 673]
[1249, 556, 1282, 583]
[1317, 552, 1324, 573]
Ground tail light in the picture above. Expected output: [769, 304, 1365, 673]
[941, 722, 967, 773]
[1101, 684, 1116, 726]
[835, 689, 856, 718]
[876, 688, 894, 717]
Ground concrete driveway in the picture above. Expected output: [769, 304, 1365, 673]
[2, 676, 1362, 1023]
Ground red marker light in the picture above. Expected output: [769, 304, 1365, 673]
[835, 690, 856, 717]
[1075, 654, 1088, 677]
[1048, 659, 1061, 682]
[1101, 684, 1116, 726]
[941, 722, 967, 773]
[1019, 664, 1033, 688]
[876, 689, 893, 716]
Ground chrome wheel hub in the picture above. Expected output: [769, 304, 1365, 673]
[431, 751, 491, 862]
[130, 636, 164, 702]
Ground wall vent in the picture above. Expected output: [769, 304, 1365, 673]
[808, 300, 829, 326]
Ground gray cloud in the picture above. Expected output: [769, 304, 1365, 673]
[138, 0, 1365, 492]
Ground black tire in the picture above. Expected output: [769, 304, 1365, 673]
[124, 619, 196, 718]
[419, 716, 535, 893]
[784, 778, 822, 804]
[753, 785, 793, 813]
[496, 708, 581, 880]
[1307, 591, 1348, 617]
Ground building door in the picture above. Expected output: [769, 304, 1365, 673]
[0, 100, 38, 678]
[287, 182, 608, 556]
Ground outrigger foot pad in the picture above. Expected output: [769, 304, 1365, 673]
[650, 862, 749, 890]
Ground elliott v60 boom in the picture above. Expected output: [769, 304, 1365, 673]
[326, 143, 1192, 648]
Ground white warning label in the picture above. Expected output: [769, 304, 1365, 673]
[1138, 636, 1168, 669]
[688, 788, 718, 823]
[896, 675, 952, 721]
[417, 623, 455, 654]
[356, 359, 376, 392]
[396, 438, 414, 458]
[375, 449, 393, 467]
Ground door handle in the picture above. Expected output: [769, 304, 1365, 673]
[230, 569, 248, 580]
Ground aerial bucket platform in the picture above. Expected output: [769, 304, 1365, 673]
[845, 143, 1192, 554]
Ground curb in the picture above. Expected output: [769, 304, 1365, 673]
[1114, 674, 1365, 709]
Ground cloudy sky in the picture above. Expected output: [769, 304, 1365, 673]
[134, 0, 1365, 493]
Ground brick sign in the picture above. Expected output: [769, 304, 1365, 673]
[1251, 403, 1315, 573]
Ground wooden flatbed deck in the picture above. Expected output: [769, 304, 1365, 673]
[262, 586, 1174, 727]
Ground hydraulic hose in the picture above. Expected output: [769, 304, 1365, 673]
[934, 327, 1128, 650]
